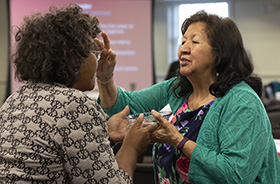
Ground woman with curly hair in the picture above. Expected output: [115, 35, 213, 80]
[97, 10, 280, 183]
[0, 4, 158, 183]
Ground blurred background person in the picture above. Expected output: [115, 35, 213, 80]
[165, 60, 180, 80]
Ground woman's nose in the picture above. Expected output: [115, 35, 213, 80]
[179, 42, 190, 55]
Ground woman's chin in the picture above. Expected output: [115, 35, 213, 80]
[180, 70, 191, 77]
[86, 84, 95, 92]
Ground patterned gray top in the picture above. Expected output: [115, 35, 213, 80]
[0, 82, 132, 184]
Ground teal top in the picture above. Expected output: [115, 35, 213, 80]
[97, 78, 185, 116]
[97, 78, 280, 183]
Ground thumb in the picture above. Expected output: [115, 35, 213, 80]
[117, 106, 130, 118]
[151, 109, 165, 122]
[131, 113, 144, 129]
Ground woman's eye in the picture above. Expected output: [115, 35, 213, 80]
[181, 41, 186, 45]
[192, 40, 199, 44]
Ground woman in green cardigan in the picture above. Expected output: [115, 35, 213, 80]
[96, 10, 280, 183]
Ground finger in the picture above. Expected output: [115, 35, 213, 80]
[109, 49, 116, 61]
[144, 122, 159, 134]
[131, 113, 144, 129]
[117, 105, 130, 118]
[102, 32, 111, 49]
[151, 109, 166, 123]
[107, 49, 116, 65]
[93, 38, 104, 50]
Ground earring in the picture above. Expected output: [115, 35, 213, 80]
[216, 73, 220, 77]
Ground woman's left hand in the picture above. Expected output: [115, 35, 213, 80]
[150, 110, 184, 148]
[107, 106, 131, 143]
[94, 32, 116, 81]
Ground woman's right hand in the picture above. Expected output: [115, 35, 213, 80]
[116, 114, 158, 178]
[150, 110, 183, 148]
[122, 114, 158, 156]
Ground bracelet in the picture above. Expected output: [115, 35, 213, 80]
[109, 138, 116, 148]
[96, 73, 114, 84]
[177, 137, 189, 151]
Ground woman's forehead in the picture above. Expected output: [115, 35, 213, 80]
[183, 22, 207, 39]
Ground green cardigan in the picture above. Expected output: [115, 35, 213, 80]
[98, 78, 280, 183]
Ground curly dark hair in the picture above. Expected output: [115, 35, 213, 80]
[13, 4, 101, 87]
[173, 10, 262, 98]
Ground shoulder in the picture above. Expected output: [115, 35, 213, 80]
[208, 81, 267, 125]
[202, 81, 270, 140]
[217, 81, 261, 107]
[24, 82, 104, 114]
[228, 81, 257, 96]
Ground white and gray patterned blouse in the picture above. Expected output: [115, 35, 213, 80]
[0, 82, 132, 184]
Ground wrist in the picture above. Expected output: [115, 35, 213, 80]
[173, 134, 184, 148]
[177, 136, 189, 152]
[96, 73, 114, 84]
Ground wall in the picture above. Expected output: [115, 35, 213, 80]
[1, 0, 280, 106]
[153, 0, 280, 84]
[153, 2, 169, 82]
[233, 0, 280, 84]
[0, 0, 8, 106]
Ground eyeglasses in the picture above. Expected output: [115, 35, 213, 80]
[92, 51, 102, 62]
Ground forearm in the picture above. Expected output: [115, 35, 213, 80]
[115, 144, 138, 179]
[180, 139, 197, 158]
[97, 79, 118, 109]
[172, 133, 197, 158]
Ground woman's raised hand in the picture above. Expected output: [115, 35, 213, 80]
[94, 32, 116, 81]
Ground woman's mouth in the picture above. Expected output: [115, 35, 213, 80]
[180, 58, 191, 66]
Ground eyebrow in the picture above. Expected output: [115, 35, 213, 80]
[182, 33, 201, 40]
